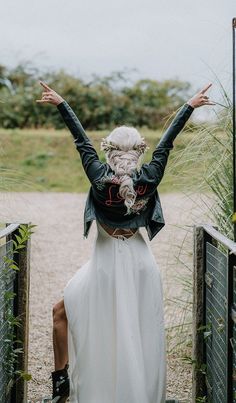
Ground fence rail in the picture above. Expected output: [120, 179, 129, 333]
[193, 225, 236, 402]
[0, 223, 31, 403]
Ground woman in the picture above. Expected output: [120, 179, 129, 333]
[36, 81, 214, 403]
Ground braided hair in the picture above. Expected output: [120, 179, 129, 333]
[101, 126, 148, 214]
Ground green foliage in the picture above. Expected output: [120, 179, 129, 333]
[22, 151, 55, 168]
[196, 397, 208, 403]
[123, 78, 191, 127]
[2, 223, 36, 396]
[0, 63, 192, 130]
[0, 124, 211, 193]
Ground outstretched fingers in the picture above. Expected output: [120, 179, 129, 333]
[203, 101, 216, 105]
[199, 83, 216, 105]
[36, 99, 48, 103]
[37, 82, 54, 103]
[39, 80, 52, 91]
[187, 82, 215, 108]
[200, 82, 212, 94]
[36, 83, 63, 105]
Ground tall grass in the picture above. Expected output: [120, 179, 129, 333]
[165, 80, 233, 355]
[169, 78, 233, 238]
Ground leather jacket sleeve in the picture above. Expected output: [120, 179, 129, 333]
[147, 103, 194, 185]
[57, 100, 105, 183]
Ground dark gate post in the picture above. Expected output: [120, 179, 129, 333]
[192, 226, 207, 400]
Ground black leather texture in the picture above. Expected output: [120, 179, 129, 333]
[57, 101, 194, 240]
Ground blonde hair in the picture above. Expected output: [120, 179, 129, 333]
[101, 126, 148, 214]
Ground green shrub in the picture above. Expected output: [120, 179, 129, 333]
[0, 63, 192, 130]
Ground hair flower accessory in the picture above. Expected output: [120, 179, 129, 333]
[101, 138, 149, 155]
[100, 139, 120, 153]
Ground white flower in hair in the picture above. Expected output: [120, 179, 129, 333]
[101, 138, 148, 155]
[101, 125, 149, 155]
[100, 139, 120, 153]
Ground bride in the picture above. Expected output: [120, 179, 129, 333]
[36, 81, 214, 403]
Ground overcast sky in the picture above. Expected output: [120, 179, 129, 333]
[0, 0, 235, 117]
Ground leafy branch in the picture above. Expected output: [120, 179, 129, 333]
[1, 223, 36, 397]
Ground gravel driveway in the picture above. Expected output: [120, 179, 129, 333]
[0, 191, 213, 401]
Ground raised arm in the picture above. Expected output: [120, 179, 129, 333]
[147, 83, 215, 185]
[36, 81, 105, 183]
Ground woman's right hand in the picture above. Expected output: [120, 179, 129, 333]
[36, 81, 64, 106]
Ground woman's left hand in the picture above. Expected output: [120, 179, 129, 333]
[36, 81, 64, 106]
[187, 83, 216, 108]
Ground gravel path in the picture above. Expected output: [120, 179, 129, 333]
[0, 191, 213, 402]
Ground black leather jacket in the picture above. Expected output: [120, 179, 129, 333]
[57, 101, 194, 240]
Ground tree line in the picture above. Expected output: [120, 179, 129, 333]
[0, 64, 192, 129]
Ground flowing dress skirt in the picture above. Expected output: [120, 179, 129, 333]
[63, 222, 166, 403]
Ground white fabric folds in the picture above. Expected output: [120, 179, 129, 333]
[63, 222, 166, 403]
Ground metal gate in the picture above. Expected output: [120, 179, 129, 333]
[0, 223, 31, 403]
[193, 225, 236, 402]
[205, 242, 228, 401]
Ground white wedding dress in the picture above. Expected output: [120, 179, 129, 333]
[63, 221, 166, 403]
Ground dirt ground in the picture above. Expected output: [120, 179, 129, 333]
[0, 191, 213, 402]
